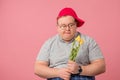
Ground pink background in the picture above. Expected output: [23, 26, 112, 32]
[0, 0, 120, 80]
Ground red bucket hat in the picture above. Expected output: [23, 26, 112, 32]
[57, 7, 84, 27]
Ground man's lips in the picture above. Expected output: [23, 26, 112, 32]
[64, 31, 71, 34]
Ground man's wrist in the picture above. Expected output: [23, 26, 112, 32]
[77, 66, 82, 74]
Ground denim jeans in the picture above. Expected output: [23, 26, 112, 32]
[47, 74, 95, 80]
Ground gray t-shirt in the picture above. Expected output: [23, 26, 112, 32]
[36, 32, 104, 68]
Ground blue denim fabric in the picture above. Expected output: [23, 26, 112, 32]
[47, 74, 95, 80]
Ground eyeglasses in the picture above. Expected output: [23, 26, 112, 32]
[58, 22, 77, 30]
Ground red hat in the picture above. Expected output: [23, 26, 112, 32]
[57, 7, 84, 27]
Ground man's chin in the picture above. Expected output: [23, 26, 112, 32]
[63, 37, 72, 41]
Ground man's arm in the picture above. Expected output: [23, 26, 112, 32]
[34, 61, 71, 79]
[81, 58, 106, 76]
[34, 61, 58, 78]
[67, 58, 106, 76]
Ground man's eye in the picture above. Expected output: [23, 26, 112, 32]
[69, 24, 74, 27]
[61, 25, 66, 28]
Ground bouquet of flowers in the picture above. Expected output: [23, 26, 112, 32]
[69, 35, 84, 61]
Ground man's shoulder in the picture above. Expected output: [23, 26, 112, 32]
[44, 34, 59, 44]
[79, 32, 95, 43]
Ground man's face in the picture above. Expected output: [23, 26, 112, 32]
[57, 16, 77, 42]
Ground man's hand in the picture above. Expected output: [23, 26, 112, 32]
[56, 68, 71, 80]
[67, 60, 80, 74]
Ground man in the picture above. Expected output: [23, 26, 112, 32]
[34, 7, 106, 80]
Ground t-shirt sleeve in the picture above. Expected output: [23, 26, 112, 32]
[88, 38, 104, 61]
[36, 40, 51, 62]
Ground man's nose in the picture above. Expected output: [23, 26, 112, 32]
[66, 26, 70, 30]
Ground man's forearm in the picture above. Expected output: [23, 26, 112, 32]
[80, 59, 106, 76]
[34, 64, 58, 78]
